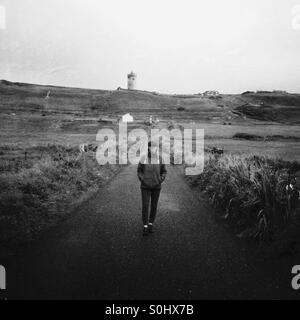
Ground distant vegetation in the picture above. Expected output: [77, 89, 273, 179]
[235, 103, 300, 123]
[233, 133, 300, 142]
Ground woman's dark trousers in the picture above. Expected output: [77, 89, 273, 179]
[141, 188, 161, 225]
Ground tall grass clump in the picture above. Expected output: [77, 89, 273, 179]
[0, 145, 120, 243]
[187, 154, 300, 241]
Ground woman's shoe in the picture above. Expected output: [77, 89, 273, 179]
[148, 224, 154, 233]
[143, 226, 149, 236]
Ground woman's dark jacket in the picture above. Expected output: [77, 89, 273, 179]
[137, 157, 167, 189]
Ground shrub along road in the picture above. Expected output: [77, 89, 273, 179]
[4, 165, 299, 299]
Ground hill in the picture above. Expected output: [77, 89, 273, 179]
[0, 80, 300, 123]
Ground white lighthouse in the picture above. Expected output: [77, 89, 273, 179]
[127, 71, 137, 90]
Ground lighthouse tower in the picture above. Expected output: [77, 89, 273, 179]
[127, 71, 137, 90]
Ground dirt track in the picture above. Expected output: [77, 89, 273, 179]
[3, 165, 299, 299]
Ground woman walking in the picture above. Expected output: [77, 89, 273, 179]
[137, 142, 167, 236]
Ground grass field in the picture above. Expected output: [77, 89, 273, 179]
[179, 122, 300, 161]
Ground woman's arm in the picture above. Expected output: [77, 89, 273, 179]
[137, 162, 144, 181]
[160, 163, 167, 182]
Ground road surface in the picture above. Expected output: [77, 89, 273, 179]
[3, 165, 299, 299]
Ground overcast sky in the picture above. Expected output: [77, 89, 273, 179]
[0, 0, 299, 93]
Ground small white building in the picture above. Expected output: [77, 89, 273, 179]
[203, 90, 220, 97]
[121, 113, 134, 123]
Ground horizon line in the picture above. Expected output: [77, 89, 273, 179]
[1, 79, 299, 96]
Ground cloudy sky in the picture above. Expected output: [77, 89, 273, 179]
[0, 0, 299, 93]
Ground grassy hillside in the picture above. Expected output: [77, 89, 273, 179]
[222, 93, 300, 124]
[1, 80, 299, 123]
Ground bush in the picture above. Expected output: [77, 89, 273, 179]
[233, 133, 264, 141]
[187, 155, 300, 241]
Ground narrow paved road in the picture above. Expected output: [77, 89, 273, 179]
[4, 165, 299, 299]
